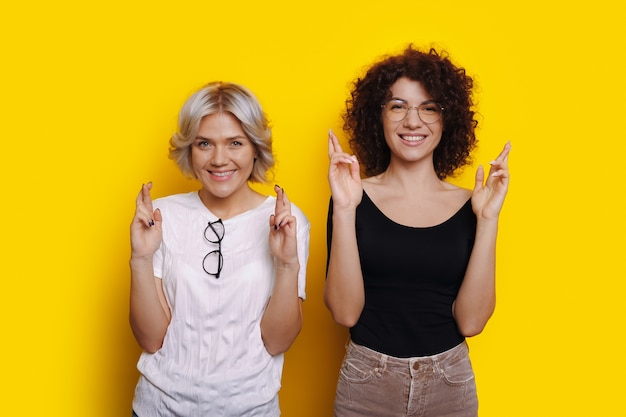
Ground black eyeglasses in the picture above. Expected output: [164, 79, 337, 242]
[202, 219, 224, 278]
[382, 99, 444, 124]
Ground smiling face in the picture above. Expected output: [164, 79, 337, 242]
[382, 77, 444, 167]
[191, 112, 257, 202]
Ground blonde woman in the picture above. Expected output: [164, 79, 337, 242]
[129, 82, 310, 417]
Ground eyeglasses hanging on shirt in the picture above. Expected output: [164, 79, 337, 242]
[202, 219, 224, 278]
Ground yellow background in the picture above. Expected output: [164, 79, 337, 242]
[1, 1, 624, 415]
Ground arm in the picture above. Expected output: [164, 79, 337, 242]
[453, 142, 511, 336]
[323, 130, 366, 327]
[260, 185, 304, 355]
[129, 183, 171, 353]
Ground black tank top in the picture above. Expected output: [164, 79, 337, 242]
[327, 192, 476, 357]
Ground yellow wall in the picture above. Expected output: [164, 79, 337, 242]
[1, 1, 624, 415]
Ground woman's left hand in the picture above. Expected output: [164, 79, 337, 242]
[472, 142, 511, 221]
[269, 185, 299, 268]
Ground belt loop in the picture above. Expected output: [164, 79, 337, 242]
[432, 356, 441, 375]
[379, 353, 388, 372]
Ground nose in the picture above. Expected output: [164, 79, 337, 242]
[403, 106, 423, 128]
[210, 145, 228, 166]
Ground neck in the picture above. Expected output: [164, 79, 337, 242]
[380, 160, 443, 192]
[197, 186, 264, 220]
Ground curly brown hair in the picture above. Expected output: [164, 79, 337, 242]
[344, 45, 478, 179]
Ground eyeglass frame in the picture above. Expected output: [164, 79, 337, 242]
[381, 99, 445, 124]
[202, 219, 224, 279]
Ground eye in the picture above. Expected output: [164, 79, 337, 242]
[387, 100, 407, 111]
[229, 136, 250, 147]
[421, 103, 440, 114]
[194, 139, 213, 149]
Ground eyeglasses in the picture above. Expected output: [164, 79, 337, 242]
[381, 99, 444, 124]
[202, 219, 224, 278]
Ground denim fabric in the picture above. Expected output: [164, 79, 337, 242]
[334, 340, 478, 417]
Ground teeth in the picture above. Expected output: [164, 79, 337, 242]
[402, 135, 425, 142]
[212, 171, 234, 177]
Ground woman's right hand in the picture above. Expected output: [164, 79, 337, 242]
[130, 182, 162, 260]
[328, 129, 362, 210]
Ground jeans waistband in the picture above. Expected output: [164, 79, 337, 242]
[346, 340, 469, 373]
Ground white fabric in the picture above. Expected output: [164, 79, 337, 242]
[132, 192, 310, 417]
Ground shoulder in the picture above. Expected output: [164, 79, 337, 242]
[440, 182, 472, 202]
[153, 191, 201, 211]
[362, 175, 382, 187]
[438, 183, 473, 223]
[361, 175, 385, 199]
[290, 201, 310, 229]
[154, 191, 197, 203]
[243, 196, 310, 227]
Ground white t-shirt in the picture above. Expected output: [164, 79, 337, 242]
[132, 192, 310, 417]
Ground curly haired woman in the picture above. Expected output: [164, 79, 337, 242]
[325, 46, 511, 417]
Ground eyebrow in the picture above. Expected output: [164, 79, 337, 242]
[389, 97, 437, 105]
[194, 134, 248, 141]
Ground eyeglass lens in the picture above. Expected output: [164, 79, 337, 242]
[384, 100, 442, 123]
[203, 219, 224, 278]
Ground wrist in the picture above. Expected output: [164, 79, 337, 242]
[332, 209, 357, 223]
[275, 260, 300, 273]
[475, 217, 499, 235]
[130, 256, 153, 268]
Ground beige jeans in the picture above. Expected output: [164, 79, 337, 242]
[334, 340, 478, 417]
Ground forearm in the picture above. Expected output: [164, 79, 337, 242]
[129, 257, 170, 353]
[261, 263, 302, 355]
[453, 219, 498, 336]
[324, 210, 365, 327]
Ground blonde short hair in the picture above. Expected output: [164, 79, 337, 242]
[169, 82, 274, 183]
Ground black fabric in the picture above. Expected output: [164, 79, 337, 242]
[326, 192, 476, 357]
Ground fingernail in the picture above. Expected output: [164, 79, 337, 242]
[489, 160, 496, 165]
[149, 219, 155, 227]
